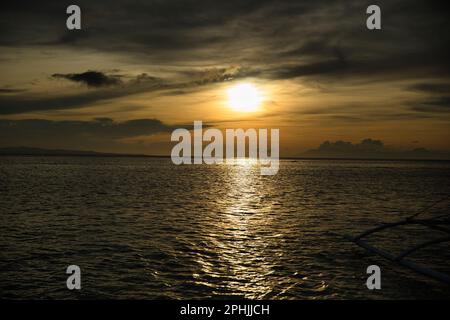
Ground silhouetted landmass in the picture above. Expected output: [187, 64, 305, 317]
[0, 147, 154, 157]
[303, 139, 450, 160]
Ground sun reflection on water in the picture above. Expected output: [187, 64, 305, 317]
[194, 160, 283, 298]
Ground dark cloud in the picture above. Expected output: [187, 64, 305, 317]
[180, 66, 259, 87]
[0, 68, 247, 115]
[406, 82, 450, 113]
[422, 97, 450, 107]
[412, 96, 450, 113]
[0, 88, 26, 94]
[0, 90, 127, 115]
[269, 60, 347, 79]
[408, 83, 450, 94]
[0, 118, 176, 153]
[0, 117, 172, 139]
[52, 71, 122, 87]
[0, 72, 164, 114]
[0, 117, 211, 154]
[1, 0, 448, 72]
[304, 138, 450, 159]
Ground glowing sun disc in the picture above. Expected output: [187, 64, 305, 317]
[227, 83, 262, 112]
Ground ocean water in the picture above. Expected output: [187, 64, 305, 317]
[0, 156, 449, 299]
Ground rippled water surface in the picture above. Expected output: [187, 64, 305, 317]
[1, 156, 449, 299]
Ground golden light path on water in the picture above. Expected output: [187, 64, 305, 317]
[193, 159, 295, 298]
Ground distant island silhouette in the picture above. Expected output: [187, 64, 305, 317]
[0, 147, 153, 157]
[1, 146, 449, 161]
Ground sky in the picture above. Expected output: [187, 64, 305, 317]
[0, 0, 449, 157]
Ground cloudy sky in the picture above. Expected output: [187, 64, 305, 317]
[0, 0, 449, 157]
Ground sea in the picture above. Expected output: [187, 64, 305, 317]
[0, 156, 449, 299]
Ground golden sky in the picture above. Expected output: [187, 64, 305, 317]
[0, 1, 449, 158]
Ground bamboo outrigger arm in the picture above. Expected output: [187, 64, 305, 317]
[353, 219, 450, 241]
[345, 219, 450, 285]
[396, 236, 450, 260]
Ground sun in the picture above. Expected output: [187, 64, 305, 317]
[227, 83, 262, 112]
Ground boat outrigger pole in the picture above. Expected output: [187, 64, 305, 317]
[345, 195, 450, 285]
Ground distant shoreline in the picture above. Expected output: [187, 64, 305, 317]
[1, 154, 449, 162]
[1, 147, 449, 161]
